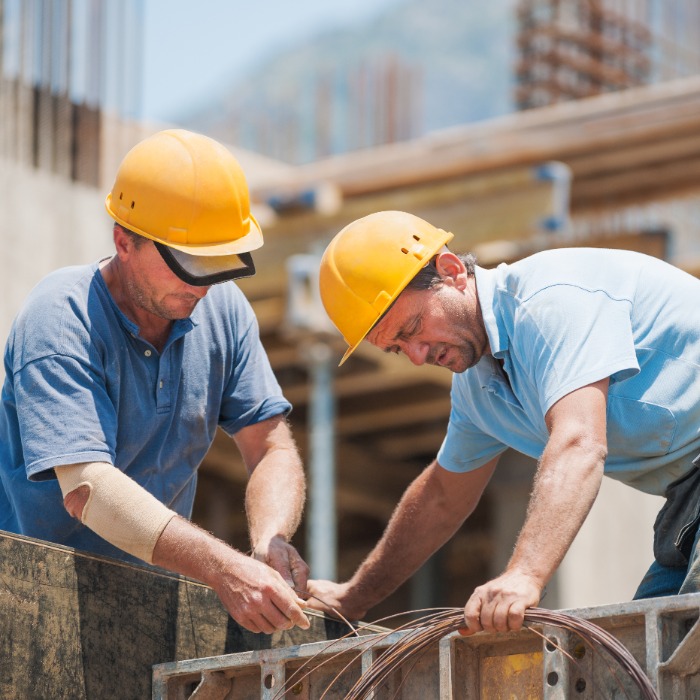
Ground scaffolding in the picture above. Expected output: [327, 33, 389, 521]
[0, 0, 143, 186]
[516, 0, 700, 110]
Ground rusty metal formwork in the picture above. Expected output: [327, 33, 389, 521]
[152, 593, 700, 699]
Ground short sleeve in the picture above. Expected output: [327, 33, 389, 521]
[437, 380, 509, 473]
[511, 285, 639, 414]
[16, 354, 116, 479]
[217, 305, 291, 436]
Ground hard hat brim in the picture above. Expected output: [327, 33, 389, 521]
[337, 308, 386, 366]
[339, 344, 358, 366]
[105, 196, 264, 256]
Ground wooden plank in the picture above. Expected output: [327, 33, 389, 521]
[282, 364, 451, 407]
[336, 396, 451, 436]
[0, 531, 351, 700]
[568, 132, 700, 179]
[572, 155, 700, 208]
[251, 75, 700, 200]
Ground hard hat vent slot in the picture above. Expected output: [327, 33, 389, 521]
[400, 247, 408, 254]
[131, 201, 135, 209]
[413, 234, 420, 240]
[119, 192, 123, 200]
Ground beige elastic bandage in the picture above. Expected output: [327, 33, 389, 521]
[55, 462, 176, 564]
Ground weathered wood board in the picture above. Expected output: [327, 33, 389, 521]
[0, 530, 349, 700]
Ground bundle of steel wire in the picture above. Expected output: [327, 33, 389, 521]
[278, 606, 660, 699]
[524, 608, 658, 699]
[344, 607, 659, 700]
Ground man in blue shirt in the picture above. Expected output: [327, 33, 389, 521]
[0, 129, 310, 634]
[307, 210, 700, 635]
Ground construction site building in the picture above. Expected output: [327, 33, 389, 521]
[4, 1, 700, 696]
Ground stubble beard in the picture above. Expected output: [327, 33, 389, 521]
[126, 278, 200, 321]
[432, 295, 480, 373]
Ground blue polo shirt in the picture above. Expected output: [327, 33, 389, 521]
[0, 262, 291, 561]
[437, 248, 700, 496]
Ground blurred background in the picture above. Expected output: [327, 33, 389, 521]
[3, 0, 700, 624]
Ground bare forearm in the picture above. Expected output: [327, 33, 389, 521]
[507, 441, 605, 587]
[245, 447, 305, 546]
[235, 418, 309, 591]
[463, 380, 610, 636]
[349, 514, 452, 610]
[153, 514, 243, 583]
[306, 460, 496, 621]
[463, 444, 605, 636]
[346, 463, 481, 611]
[153, 515, 310, 633]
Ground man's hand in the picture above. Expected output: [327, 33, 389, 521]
[152, 515, 310, 635]
[304, 580, 367, 622]
[303, 461, 498, 625]
[460, 570, 542, 636]
[211, 550, 311, 635]
[253, 535, 310, 594]
[460, 380, 609, 638]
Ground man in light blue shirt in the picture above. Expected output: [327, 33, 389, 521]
[0, 130, 310, 634]
[306, 210, 700, 636]
[437, 244, 700, 496]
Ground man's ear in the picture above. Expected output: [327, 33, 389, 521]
[434, 252, 468, 290]
[113, 224, 134, 260]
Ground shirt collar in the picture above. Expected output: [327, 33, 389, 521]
[474, 264, 509, 358]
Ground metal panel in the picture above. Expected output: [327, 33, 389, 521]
[153, 594, 700, 699]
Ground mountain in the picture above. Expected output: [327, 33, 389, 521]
[182, 0, 517, 164]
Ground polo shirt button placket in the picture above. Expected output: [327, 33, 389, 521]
[156, 351, 171, 413]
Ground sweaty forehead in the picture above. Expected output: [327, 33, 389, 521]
[367, 298, 416, 348]
[366, 316, 390, 347]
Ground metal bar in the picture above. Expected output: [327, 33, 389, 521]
[659, 616, 700, 675]
[307, 341, 337, 581]
[261, 663, 286, 700]
[645, 609, 663, 694]
[189, 671, 232, 700]
[153, 594, 700, 699]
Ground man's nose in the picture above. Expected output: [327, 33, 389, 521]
[188, 285, 210, 299]
[405, 342, 428, 366]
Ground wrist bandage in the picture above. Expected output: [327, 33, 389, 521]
[55, 462, 176, 564]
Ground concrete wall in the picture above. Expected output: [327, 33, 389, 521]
[0, 158, 112, 378]
[0, 117, 307, 358]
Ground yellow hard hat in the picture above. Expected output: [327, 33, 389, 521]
[105, 129, 262, 284]
[319, 211, 454, 365]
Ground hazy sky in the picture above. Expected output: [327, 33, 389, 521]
[142, 0, 404, 122]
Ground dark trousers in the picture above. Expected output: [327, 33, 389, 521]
[634, 464, 700, 599]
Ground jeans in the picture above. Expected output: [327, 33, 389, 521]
[634, 464, 700, 600]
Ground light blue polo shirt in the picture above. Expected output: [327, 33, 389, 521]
[0, 262, 291, 562]
[437, 248, 700, 496]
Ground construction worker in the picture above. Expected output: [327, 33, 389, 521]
[0, 129, 310, 635]
[306, 210, 700, 634]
